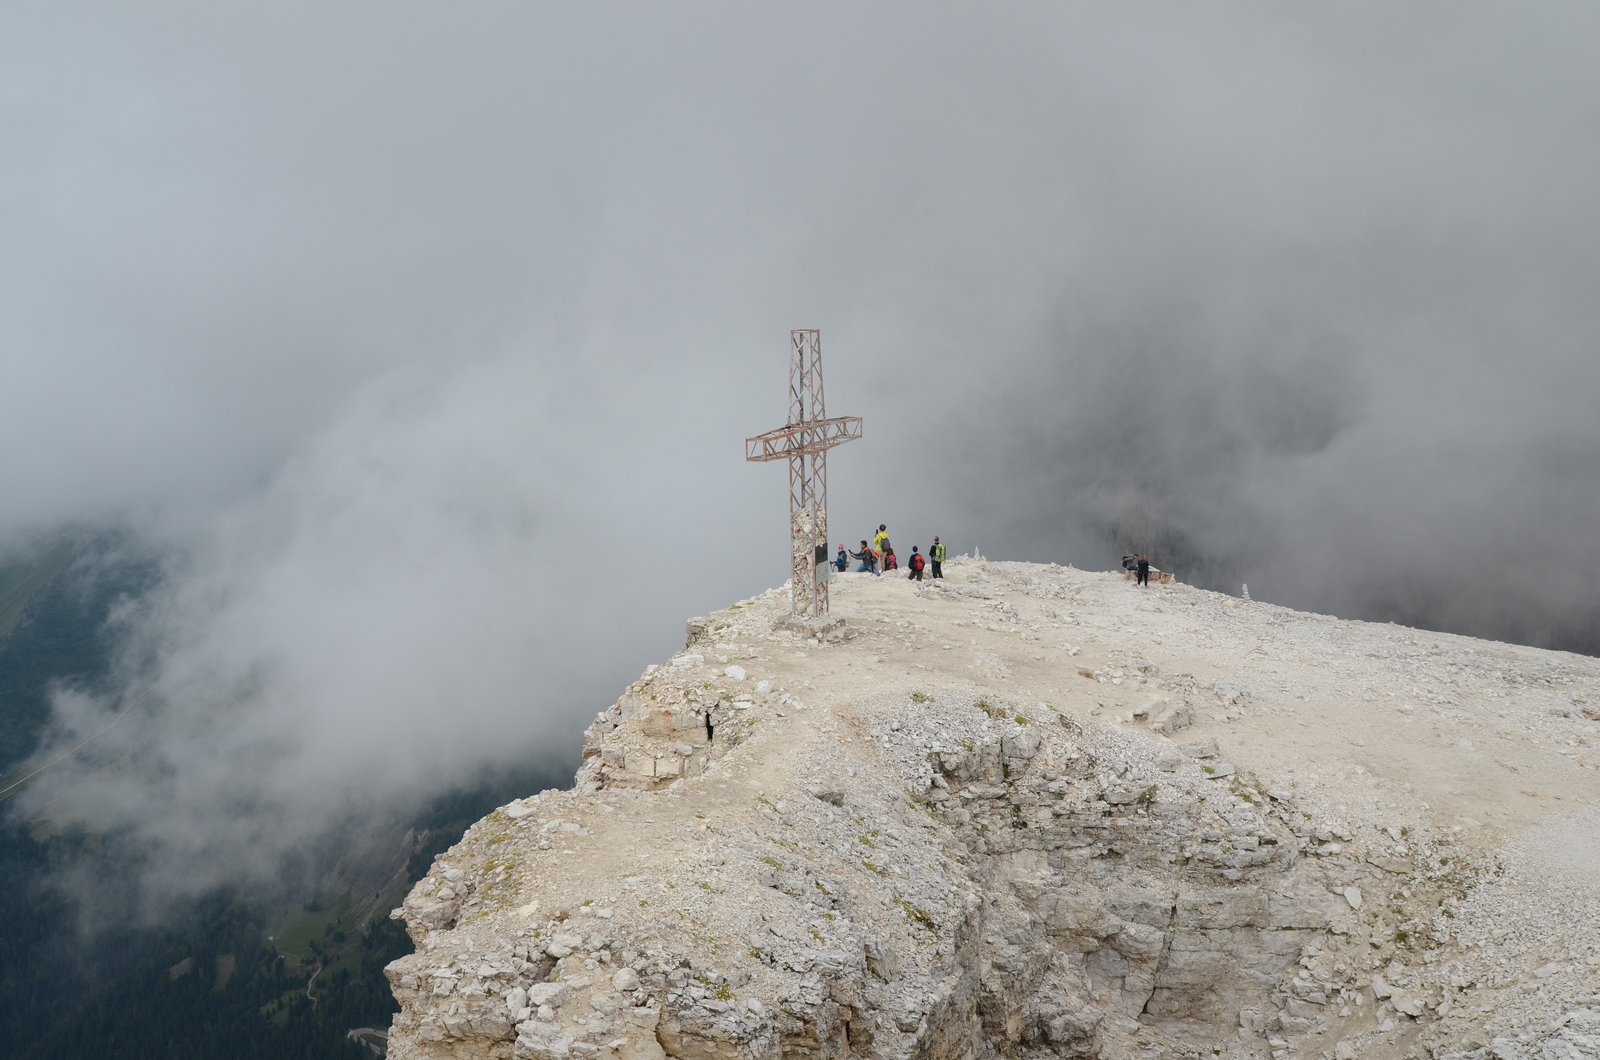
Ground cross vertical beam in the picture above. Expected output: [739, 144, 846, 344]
[746, 330, 862, 617]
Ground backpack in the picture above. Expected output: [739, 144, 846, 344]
[911, 553, 925, 571]
[879, 537, 891, 553]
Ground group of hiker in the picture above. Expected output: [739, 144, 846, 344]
[836, 524, 945, 581]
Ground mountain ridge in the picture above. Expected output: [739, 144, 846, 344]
[384, 557, 1600, 1060]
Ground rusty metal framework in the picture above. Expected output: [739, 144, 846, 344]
[746, 330, 862, 617]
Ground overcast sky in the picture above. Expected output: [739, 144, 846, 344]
[6, 3, 1600, 904]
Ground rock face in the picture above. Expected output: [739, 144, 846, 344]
[386, 560, 1600, 1060]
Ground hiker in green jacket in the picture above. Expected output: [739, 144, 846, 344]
[930, 537, 946, 579]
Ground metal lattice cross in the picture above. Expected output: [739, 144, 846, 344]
[745, 330, 862, 617]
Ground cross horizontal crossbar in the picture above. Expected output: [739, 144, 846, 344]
[744, 416, 863, 462]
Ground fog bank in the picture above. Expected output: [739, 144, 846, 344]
[4, 4, 1600, 905]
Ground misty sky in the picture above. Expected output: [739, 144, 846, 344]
[5, 4, 1600, 902]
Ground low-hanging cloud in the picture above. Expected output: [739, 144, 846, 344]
[8, 4, 1600, 910]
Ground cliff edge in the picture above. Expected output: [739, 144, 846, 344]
[385, 558, 1600, 1060]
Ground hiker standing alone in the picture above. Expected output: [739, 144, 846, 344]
[930, 537, 946, 579]
[908, 546, 926, 581]
[1136, 554, 1150, 587]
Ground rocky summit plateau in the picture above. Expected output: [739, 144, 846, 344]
[384, 557, 1600, 1060]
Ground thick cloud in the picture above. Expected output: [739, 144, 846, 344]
[7, 4, 1600, 901]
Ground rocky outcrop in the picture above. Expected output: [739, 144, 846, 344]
[385, 563, 1594, 1060]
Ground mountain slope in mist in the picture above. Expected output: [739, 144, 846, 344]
[0, 536, 573, 1059]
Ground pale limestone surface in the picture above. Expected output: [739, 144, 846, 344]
[386, 559, 1600, 1060]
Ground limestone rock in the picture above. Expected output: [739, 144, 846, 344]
[384, 562, 1576, 1060]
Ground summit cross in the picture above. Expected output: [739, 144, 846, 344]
[745, 329, 862, 618]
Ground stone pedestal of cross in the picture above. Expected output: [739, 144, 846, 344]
[745, 330, 862, 618]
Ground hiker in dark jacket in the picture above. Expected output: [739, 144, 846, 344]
[930, 537, 946, 578]
[835, 545, 849, 572]
[1136, 554, 1150, 586]
[908, 546, 926, 581]
[850, 541, 879, 576]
